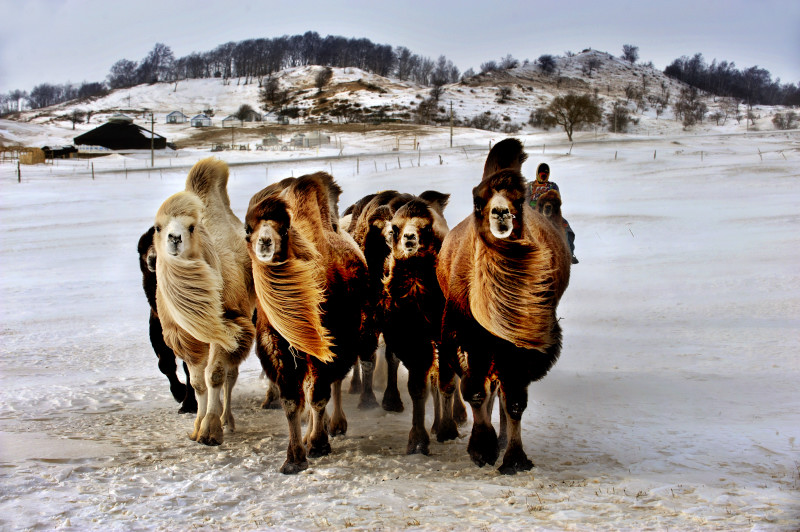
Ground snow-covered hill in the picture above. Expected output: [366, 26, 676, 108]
[1, 51, 791, 151]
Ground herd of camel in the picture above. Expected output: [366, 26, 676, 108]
[136, 137, 571, 475]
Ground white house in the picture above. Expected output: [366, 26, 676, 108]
[190, 114, 212, 127]
[166, 111, 188, 124]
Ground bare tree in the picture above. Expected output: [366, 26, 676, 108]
[542, 92, 603, 141]
[583, 57, 601, 77]
[622, 44, 639, 64]
[315, 66, 333, 92]
[537, 54, 557, 75]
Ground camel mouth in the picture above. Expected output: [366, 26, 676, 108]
[256, 238, 275, 262]
[490, 219, 514, 239]
[146, 250, 157, 272]
[166, 243, 183, 256]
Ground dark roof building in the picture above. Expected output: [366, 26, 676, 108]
[74, 117, 167, 150]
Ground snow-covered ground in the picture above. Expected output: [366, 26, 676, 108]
[1, 129, 798, 530]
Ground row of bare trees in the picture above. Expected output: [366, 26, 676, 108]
[107, 33, 459, 91]
[664, 53, 799, 106]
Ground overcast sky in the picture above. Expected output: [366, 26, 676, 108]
[1, 0, 798, 93]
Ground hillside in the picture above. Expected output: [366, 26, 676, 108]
[0, 50, 789, 150]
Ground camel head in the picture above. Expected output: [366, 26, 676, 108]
[537, 189, 563, 222]
[389, 198, 449, 260]
[154, 191, 204, 261]
[137, 226, 158, 273]
[245, 196, 291, 264]
[472, 169, 527, 242]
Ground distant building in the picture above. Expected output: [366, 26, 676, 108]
[262, 133, 281, 147]
[41, 145, 78, 159]
[290, 131, 331, 148]
[166, 111, 188, 124]
[190, 114, 212, 127]
[74, 117, 166, 151]
[221, 115, 243, 127]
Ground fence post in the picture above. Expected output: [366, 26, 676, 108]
[91, 162, 95, 180]
[654, 150, 657, 160]
[17, 161, 21, 183]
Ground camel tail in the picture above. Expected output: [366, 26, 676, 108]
[483, 138, 528, 180]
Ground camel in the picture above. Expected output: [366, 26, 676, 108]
[246, 172, 375, 474]
[343, 190, 468, 424]
[152, 157, 256, 446]
[381, 195, 452, 455]
[436, 138, 571, 474]
[137, 227, 197, 414]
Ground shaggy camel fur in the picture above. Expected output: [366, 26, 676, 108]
[153, 158, 256, 446]
[138, 227, 197, 413]
[246, 173, 374, 474]
[437, 138, 571, 474]
[381, 195, 452, 455]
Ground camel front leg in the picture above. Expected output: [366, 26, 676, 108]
[329, 380, 348, 436]
[381, 350, 404, 412]
[197, 345, 227, 446]
[280, 397, 308, 474]
[306, 381, 332, 458]
[187, 361, 208, 442]
[406, 366, 431, 455]
[498, 386, 533, 475]
[466, 378, 499, 468]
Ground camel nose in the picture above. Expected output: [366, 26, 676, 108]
[259, 237, 272, 248]
[168, 233, 182, 244]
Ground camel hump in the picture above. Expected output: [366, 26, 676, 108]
[418, 190, 450, 216]
[185, 158, 230, 205]
[288, 172, 341, 232]
[483, 137, 528, 180]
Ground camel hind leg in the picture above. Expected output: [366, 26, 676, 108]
[329, 380, 348, 436]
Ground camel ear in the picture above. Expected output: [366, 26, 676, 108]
[473, 192, 487, 217]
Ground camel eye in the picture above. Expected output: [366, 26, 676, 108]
[155, 225, 161, 233]
[189, 225, 195, 234]
[245, 224, 252, 235]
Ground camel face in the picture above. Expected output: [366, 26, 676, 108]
[389, 200, 441, 260]
[391, 218, 426, 258]
[159, 217, 195, 258]
[487, 194, 516, 239]
[145, 243, 157, 272]
[251, 221, 283, 263]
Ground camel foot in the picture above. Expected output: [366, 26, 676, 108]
[381, 390, 404, 413]
[467, 424, 499, 467]
[329, 416, 348, 437]
[498, 446, 533, 475]
[358, 391, 379, 410]
[406, 427, 430, 456]
[436, 417, 460, 442]
[197, 415, 224, 446]
[307, 441, 331, 458]
[280, 459, 308, 475]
